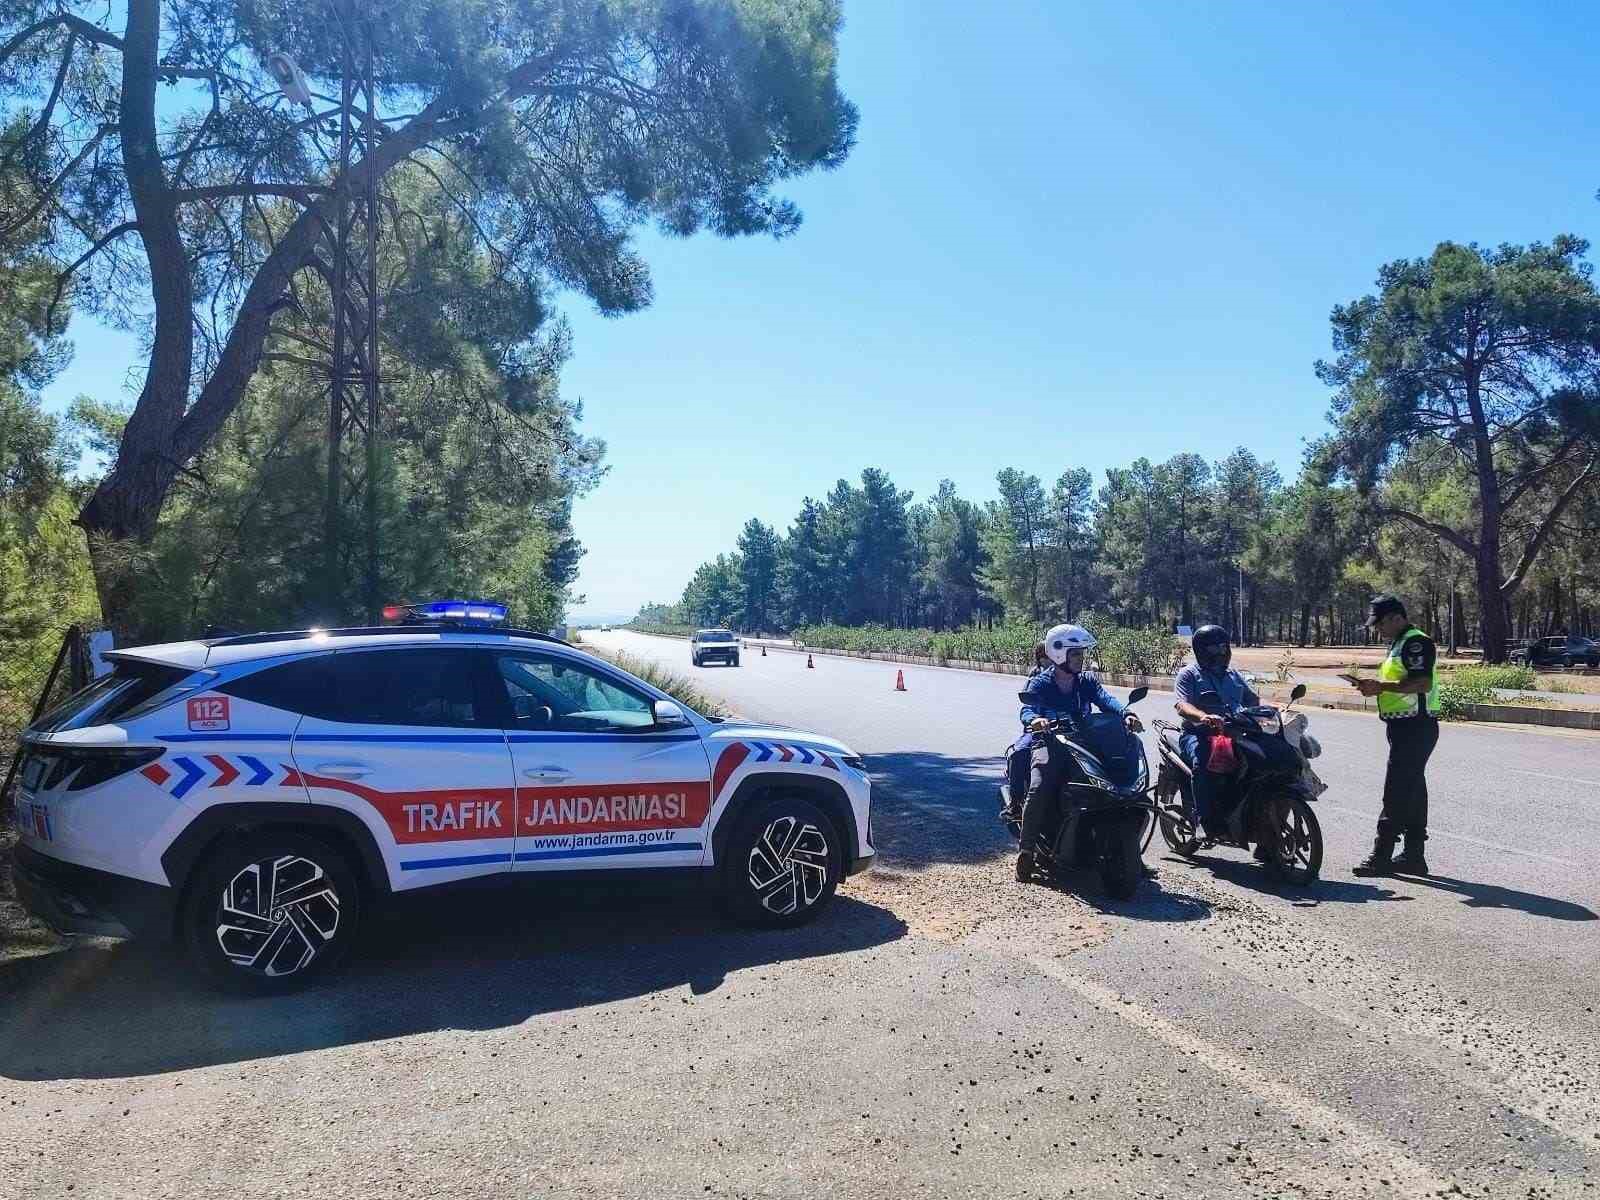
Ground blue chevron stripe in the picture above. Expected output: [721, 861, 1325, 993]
[169, 756, 206, 799]
[794, 745, 815, 765]
[238, 755, 273, 786]
[752, 742, 773, 762]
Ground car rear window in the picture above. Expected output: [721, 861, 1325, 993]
[29, 661, 196, 733]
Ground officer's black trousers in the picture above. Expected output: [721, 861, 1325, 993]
[1377, 716, 1439, 840]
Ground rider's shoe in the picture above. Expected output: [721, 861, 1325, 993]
[1352, 836, 1397, 877]
[1252, 842, 1272, 864]
[1015, 852, 1036, 883]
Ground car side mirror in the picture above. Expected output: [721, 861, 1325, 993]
[1290, 683, 1307, 701]
[652, 699, 690, 729]
[1127, 686, 1148, 706]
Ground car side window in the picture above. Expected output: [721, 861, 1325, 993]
[494, 653, 655, 733]
[307, 649, 489, 727]
[219, 656, 333, 714]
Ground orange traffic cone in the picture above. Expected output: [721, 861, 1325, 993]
[806, 654, 815, 669]
[895, 669, 906, 692]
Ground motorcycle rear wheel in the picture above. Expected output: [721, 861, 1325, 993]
[1261, 792, 1322, 885]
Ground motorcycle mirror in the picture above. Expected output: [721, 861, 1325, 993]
[1017, 691, 1031, 703]
[1127, 686, 1148, 705]
[1290, 683, 1307, 701]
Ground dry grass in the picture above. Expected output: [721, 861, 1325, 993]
[0, 825, 65, 964]
[585, 647, 732, 719]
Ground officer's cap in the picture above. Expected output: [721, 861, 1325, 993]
[1366, 594, 1406, 627]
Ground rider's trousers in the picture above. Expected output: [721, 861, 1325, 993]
[1019, 737, 1066, 855]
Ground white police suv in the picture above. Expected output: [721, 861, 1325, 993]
[11, 601, 874, 992]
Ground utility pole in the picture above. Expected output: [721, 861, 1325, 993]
[264, 5, 383, 624]
[322, 0, 382, 623]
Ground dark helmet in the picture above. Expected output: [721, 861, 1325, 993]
[1192, 623, 1231, 670]
[1366, 594, 1406, 629]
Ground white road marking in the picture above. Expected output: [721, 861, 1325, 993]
[1319, 802, 1579, 868]
[1508, 767, 1600, 788]
[1018, 952, 1455, 1194]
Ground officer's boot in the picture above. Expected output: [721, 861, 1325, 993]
[1351, 833, 1397, 877]
[1391, 830, 1429, 876]
[1016, 852, 1036, 883]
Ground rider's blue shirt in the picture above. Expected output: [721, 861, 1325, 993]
[1173, 663, 1260, 730]
[1018, 666, 1125, 731]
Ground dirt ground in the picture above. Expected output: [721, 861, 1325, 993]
[0, 826, 64, 964]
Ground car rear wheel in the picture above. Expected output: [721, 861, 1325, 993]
[720, 794, 839, 928]
[184, 832, 360, 993]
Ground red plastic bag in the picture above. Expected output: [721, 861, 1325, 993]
[1206, 733, 1239, 774]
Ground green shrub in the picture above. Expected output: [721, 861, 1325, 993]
[1092, 626, 1187, 676]
[1448, 664, 1537, 691]
[1437, 675, 1492, 720]
[626, 620, 699, 638]
[793, 619, 1182, 676]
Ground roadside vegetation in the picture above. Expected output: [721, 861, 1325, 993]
[585, 645, 731, 721]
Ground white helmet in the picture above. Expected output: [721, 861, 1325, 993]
[1044, 623, 1096, 665]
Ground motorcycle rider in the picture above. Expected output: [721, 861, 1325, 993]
[1173, 624, 1260, 836]
[1015, 623, 1144, 882]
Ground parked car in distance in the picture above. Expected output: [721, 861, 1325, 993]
[691, 629, 741, 668]
[1510, 635, 1599, 669]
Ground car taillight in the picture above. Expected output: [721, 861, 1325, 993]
[35, 747, 165, 791]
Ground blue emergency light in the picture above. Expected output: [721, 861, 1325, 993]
[382, 599, 508, 625]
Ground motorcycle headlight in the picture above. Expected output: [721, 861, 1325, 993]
[1073, 753, 1118, 793]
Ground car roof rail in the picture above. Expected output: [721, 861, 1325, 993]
[205, 624, 570, 648]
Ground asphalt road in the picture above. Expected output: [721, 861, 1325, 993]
[2, 630, 1597, 1199]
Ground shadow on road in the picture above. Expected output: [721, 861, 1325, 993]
[865, 750, 1014, 868]
[0, 878, 906, 1082]
[1401, 873, 1598, 921]
[1157, 852, 1413, 907]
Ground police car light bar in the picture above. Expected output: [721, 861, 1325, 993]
[382, 600, 509, 625]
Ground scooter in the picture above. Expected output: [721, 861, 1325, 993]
[1150, 683, 1323, 884]
[999, 687, 1154, 899]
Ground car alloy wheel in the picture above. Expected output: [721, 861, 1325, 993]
[215, 853, 342, 978]
[746, 814, 832, 916]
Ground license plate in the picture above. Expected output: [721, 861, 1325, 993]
[18, 799, 51, 841]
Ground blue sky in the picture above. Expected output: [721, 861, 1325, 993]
[40, 1, 1600, 621]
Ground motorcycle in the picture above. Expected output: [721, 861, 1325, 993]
[1150, 683, 1324, 884]
[998, 686, 1155, 900]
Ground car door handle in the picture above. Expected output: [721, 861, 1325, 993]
[523, 766, 572, 782]
[313, 762, 371, 780]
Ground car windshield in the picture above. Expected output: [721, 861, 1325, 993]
[700, 630, 735, 642]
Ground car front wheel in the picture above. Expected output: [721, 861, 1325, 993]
[720, 794, 839, 928]
[184, 832, 360, 993]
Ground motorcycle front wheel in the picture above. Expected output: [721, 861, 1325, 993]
[1100, 821, 1144, 900]
[1157, 801, 1201, 857]
[1261, 792, 1322, 885]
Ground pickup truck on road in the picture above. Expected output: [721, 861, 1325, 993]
[691, 629, 741, 668]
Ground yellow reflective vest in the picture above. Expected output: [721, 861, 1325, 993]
[1376, 627, 1440, 720]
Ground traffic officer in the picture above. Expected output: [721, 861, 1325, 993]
[1349, 594, 1440, 877]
